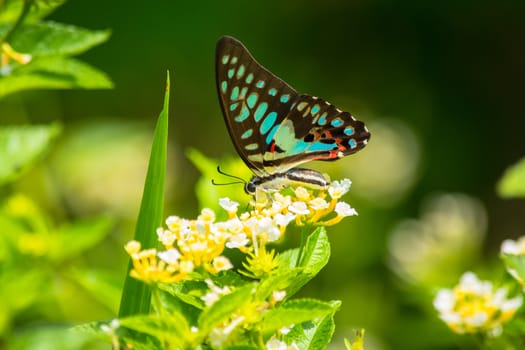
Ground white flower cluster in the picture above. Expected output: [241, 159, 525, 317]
[126, 178, 357, 284]
[433, 272, 522, 336]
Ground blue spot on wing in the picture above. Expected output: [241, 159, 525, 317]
[230, 86, 239, 100]
[344, 126, 355, 135]
[331, 118, 343, 127]
[254, 103, 268, 122]
[318, 113, 327, 125]
[235, 105, 250, 122]
[289, 140, 335, 154]
[247, 93, 258, 108]
[241, 129, 253, 139]
[260, 112, 277, 134]
[237, 65, 245, 78]
[280, 94, 290, 103]
[266, 124, 280, 144]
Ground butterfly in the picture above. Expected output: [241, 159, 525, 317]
[216, 36, 370, 194]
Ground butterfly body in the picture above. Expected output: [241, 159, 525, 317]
[245, 168, 329, 194]
[216, 36, 370, 193]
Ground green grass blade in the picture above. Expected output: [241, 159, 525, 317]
[118, 72, 170, 317]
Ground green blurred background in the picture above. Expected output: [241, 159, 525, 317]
[2, 0, 525, 349]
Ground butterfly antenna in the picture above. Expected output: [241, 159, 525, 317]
[215, 166, 247, 182]
[212, 166, 247, 187]
[211, 179, 245, 186]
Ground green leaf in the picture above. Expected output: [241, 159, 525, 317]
[0, 269, 47, 332]
[157, 286, 202, 326]
[10, 324, 104, 350]
[262, 299, 340, 334]
[211, 270, 249, 288]
[255, 269, 299, 302]
[75, 321, 163, 350]
[198, 283, 255, 334]
[9, 21, 110, 56]
[299, 227, 330, 269]
[67, 268, 122, 315]
[158, 280, 207, 310]
[224, 346, 259, 350]
[118, 73, 170, 317]
[498, 157, 525, 198]
[0, 1, 65, 24]
[72, 320, 114, 342]
[501, 253, 525, 284]
[278, 227, 330, 297]
[0, 56, 113, 98]
[119, 313, 190, 348]
[282, 304, 340, 350]
[0, 124, 61, 185]
[48, 216, 113, 261]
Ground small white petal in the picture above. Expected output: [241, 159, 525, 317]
[335, 202, 358, 217]
[464, 312, 488, 327]
[226, 232, 249, 249]
[501, 295, 523, 311]
[279, 326, 291, 335]
[294, 187, 310, 200]
[328, 178, 352, 199]
[266, 337, 287, 350]
[157, 228, 176, 246]
[219, 197, 240, 212]
[273, 290, 286, 302]
[308, 197, 329, 210]
[213, 256, 233, 271]
[275, 213, 295, 227]
[289, 201, 310, 215]
[433, 289, 456, 312]
[157, 248, 181, 264]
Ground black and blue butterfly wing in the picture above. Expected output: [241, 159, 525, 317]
[216, 36, 298, 176]
[216, 36, 370, 176]
[263, 93, 370, 173]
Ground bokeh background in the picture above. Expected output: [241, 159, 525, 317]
[2, 0, 525, 349]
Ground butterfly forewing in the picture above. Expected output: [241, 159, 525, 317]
[216, 36, 299, 176]
[216, 35, 370, 177]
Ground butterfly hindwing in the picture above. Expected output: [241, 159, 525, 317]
[261, 94, 370, 173]
[216, 36, 370, 176]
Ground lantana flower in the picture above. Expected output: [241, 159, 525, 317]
[433, 272, 522, 336]
[125, 178, 357, 284]
[501, 236, 525, 255]
[501, 235, 525, 285]
[265, 336, 299, 350]
[124, 241, 191, 284]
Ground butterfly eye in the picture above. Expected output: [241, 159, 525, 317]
[245, 182, 257, 194]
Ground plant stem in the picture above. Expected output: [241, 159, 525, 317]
[151, 286, 164, 316]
